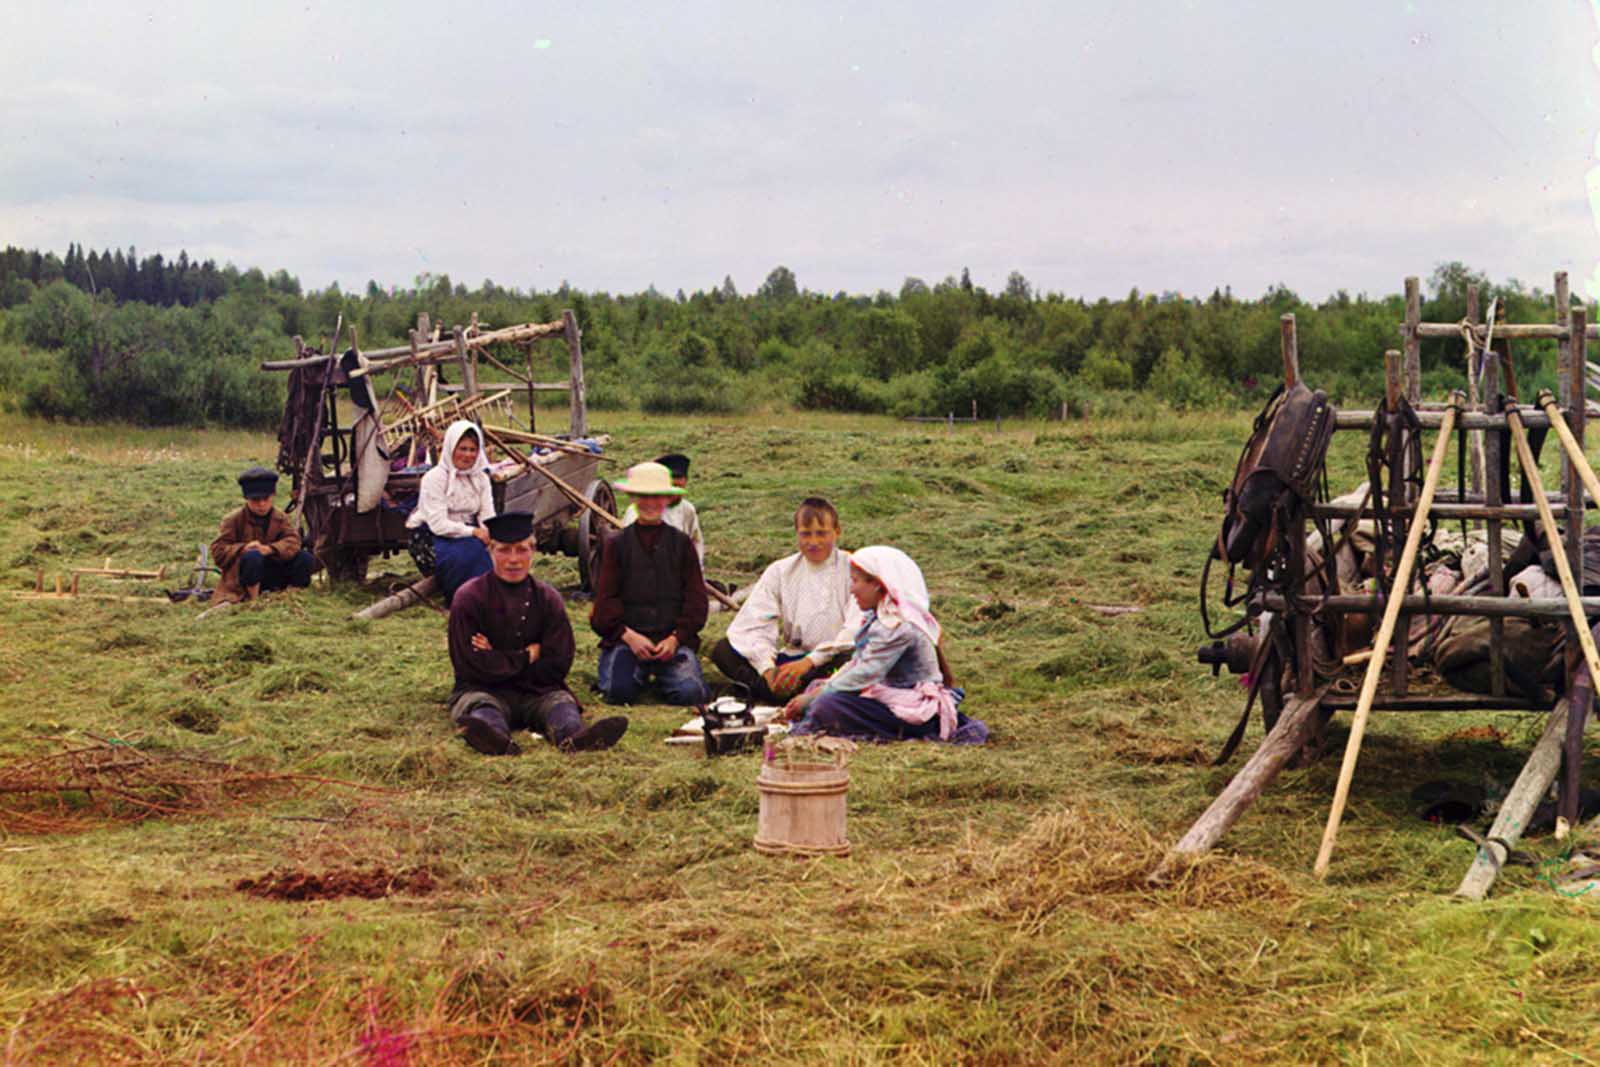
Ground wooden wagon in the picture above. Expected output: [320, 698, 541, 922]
[260, 311, 614, 589]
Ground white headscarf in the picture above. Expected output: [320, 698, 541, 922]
[439, 420, 490, 496]
[850, 545, 940, 646]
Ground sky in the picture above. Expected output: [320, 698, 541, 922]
[4, 1, 1600, 302]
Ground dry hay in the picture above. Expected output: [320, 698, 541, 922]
[1099, 721, 1212, 766]
[959, 801, 1300, 925]
[3, 937, 601, 1066]
[0, 739, 388, 835]
[234, 865, 437, 902]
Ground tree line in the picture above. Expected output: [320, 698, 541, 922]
[0, 246, 1585, 427]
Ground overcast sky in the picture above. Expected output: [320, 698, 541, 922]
[4, 1, 1599, 302]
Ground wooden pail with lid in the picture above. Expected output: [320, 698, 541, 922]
[754, 737, 855, 857]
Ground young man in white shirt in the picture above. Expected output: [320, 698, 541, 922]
[710, 497, 860, 704]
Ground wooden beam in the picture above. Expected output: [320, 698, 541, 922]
[1455, 699, 1569, 900]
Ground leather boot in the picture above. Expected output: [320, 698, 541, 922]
[562, 716, 629, 752]
[460, 706, 520, 756]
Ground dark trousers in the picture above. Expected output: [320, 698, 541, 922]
[239, 548, 315, 592]
[791, 691, 990, 745]
[447, 686, 584, 745]
[709, 638, 845, 704]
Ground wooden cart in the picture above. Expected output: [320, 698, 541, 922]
[260, 311, 613, 588]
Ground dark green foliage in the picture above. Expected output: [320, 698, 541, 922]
[1, 247, 1590, 427]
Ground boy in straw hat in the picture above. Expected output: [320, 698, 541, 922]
[622, 452, 704, 564]
[209, 466, 316, 604]
[447, 511, 628, 755]
[590, 461, 712, 706]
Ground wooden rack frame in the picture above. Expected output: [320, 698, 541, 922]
[1157, 272, 1594, 878]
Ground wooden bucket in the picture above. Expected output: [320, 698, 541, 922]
[754, 760, 851, 857]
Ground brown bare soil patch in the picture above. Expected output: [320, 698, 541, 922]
[235, 865, 437, 901]
[0, 738, 392, 835]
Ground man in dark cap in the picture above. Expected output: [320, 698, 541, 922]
[209, 466, 316, 603]
[447, 511, 628, 755]
[621, 452, 703, 564]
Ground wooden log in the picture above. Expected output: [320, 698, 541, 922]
[352, 576, 438, 621]
[1455, 699, 1570, 900]
[1151, 690, 1328, 881]
[1314, 397, 1459, 878]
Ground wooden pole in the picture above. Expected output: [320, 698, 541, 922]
[1314, 395, 1460, 879]
[1454, 698, 1570, 901]
[1505, 407, 1600, 695]
[1151, 689, 1328, 881]
[1464, 284, 1484, 497]
[1280, 313, 1299, 389]
[1403, 277, 1421, 405]
[455, 327, 478, 399]
[564, 310, 587, 438]
[352, 576, 438, 621]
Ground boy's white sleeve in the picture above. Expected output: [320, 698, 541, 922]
[689, 505, 705, 564]
[809, 596, 862, 666]
[725, 562, 782, 675]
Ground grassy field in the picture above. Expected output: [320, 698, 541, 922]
[3, 407, 1600, 1065]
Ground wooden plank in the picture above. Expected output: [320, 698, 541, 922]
[438, 382, 571, 393]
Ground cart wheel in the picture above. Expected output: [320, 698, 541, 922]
[1259, 644, 1284, 733]
[577, 477, 616, 591]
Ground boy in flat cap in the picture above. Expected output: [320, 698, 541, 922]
[592, 461, 711, 706]
[209, 466, 315, 604]
[447, 511, 628, 755]
[622, 452, 704, 564]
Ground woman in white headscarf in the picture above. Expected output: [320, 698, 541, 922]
[784, 545, 987, 744]
[406, 420, 496, 602]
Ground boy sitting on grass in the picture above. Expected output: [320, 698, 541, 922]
[209, 466, 315, 604]
[591, 461, 711, 706]
[711, 497, 859, 704]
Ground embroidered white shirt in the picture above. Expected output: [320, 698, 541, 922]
[725, 548, 861, 675]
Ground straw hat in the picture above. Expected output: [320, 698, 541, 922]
[614, 461, 685, 497]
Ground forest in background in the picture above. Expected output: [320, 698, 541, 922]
[0, 244, 1587, 427]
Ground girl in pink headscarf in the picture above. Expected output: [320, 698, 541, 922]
[784, 545, 987, 744]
